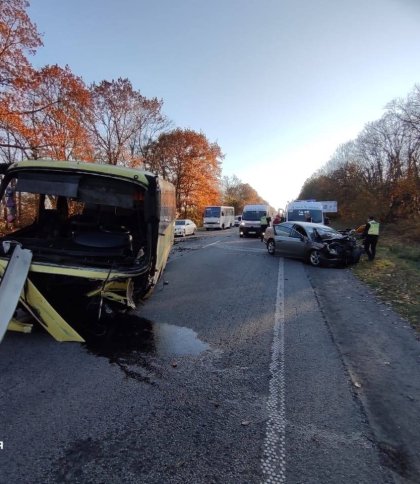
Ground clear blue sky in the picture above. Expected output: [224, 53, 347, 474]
[28, 0, 420, 209]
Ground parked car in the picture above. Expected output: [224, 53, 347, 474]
[174, 219, 196, 237]
[263, 221, 362, 267]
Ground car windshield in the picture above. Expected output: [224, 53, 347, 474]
[204, 207, 220, 217]
[242, 210, 266, 221]
[287, 209, 323, 223]
[309, 226, 340, 240]
[175, 220, 186, 225]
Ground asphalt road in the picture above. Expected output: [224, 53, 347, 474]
[1, 228, 420, 483]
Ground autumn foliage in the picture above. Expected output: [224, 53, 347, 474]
[221, 175, 268, 214]
[0, 1, 249, 222]
[144, 129, 223, 220]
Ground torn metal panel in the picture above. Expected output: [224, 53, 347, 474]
[8, 319, 33, 333]
[0, 245, 32, 343]
[86, 279, 136, 309]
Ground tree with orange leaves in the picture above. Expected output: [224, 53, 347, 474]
[0, 0, 42, 160]
[0, 0, 42, 88]
[144, 128, 223, 220]
[0, 2, 93, 162]
[222, 175, 267, 214]
[14, 65, 93, 160]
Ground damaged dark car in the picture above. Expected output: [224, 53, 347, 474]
[263, 221, 362, 267]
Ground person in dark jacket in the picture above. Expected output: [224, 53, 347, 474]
[363, 216, 380, 261]
[272, 213, 282, 225]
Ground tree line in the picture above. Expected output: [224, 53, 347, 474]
[0, 0, 266, 224]
[299, 86, 420, 226]
[221, 175, 269, 215]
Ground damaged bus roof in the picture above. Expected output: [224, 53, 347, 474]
[3, 159, 152, 185]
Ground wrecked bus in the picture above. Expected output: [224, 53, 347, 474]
[0, 160, 176, 343]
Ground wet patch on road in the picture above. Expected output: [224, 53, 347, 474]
[377, 441, 411, 479]
[172, 246, 196, 252]
[85, 315, 209, 383]
[55, 436, 103, 482]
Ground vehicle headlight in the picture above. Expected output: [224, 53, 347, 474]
[240, 221, 245, 226]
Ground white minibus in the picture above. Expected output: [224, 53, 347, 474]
[203, 206, 235, 230]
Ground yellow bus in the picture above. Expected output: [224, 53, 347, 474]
[0, 160, 176, 342]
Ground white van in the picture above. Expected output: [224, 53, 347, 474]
[285, 200, 324, 224]
[239, 204, 272, 237]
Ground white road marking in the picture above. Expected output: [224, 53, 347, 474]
[261, 257, 286, 483]
[202, 240, 223, 248]
[216, 245, 266, 253]
[211, 238, 267, 253]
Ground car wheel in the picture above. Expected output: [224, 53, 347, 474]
[267, 239, 275, 255]
[309, 250, 321, 266]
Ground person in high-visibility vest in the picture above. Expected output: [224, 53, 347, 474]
[363, 215, 380, 260]
[260, 214, 269, 241]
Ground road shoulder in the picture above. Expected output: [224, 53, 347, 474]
[307, 265, 420, 482]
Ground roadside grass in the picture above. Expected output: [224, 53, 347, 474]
[351, 224, 420, 331]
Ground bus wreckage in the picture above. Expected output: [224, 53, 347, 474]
[0, 160, 176, 343]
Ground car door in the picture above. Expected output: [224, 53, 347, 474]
[273, 223, 294, 256]
[186, 220, 194, 235]
[287, 224, 309, 259]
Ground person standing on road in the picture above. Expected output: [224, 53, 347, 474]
[273, 213, 282, 225]
[260, 214, 268, 241]
[363, 215, 380, 261]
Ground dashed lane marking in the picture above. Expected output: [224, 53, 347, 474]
[261, 257, 286, 483]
